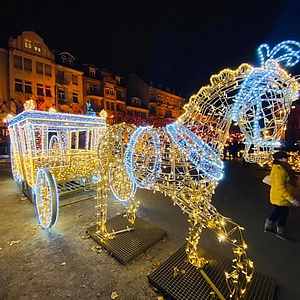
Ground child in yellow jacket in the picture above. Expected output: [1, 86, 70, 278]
[264, 151, 300, 241]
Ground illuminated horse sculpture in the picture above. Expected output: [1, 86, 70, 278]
[95, 41, 300, 300]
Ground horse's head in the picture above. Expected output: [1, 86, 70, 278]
[232, 40, 300, 165]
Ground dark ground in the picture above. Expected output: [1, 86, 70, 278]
[0, 159, 300, 300]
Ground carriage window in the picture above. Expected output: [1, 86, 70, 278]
[70, 131, 86, 149]
[78, 131, 86, 149]
[70, 132, 76, 149]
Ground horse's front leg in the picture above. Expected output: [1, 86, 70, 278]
[186, 210, 210, 268]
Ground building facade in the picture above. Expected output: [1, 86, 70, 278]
[5, 31, 300, 152]
[0, 31, 186, 121]
[0, 31, 186, 154]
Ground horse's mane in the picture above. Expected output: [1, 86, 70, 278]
[182, 63, 253, 114]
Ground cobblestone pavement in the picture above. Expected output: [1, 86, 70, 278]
[0, 159, 300, 300]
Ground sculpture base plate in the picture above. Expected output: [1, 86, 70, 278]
[87, 215, 167, 265]
[148, 244, 276, 300]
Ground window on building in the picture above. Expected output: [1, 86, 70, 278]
[61, 55, 67, 64]
[68, 57, 73, 66]
[90, 99, 102, 112]
[150, 106, 156, 115]
[34, 43, 42, 53]
[89, 83, 98, 93]
[57, 70, 64, 83]
[45, 85, 52, 97]
[45, 64, 52, 76]
[117, 91, 125, 100]
[131, 98, 141, 107]
[117, 104, 124, 112]
[105, 88, 114, 95]
[13, 55, 22, 69]
[15, 78, 23, 92]
[89, 68, 96, 77]
[166, 110, 172, 118]
[72, 74, 78, 85]
[58, 88, 65, 101]
[24, 39, 32, 49]
[36, 62, 43, 74]
[25, 81, 32, 94]
[37, 83, 44, 96]
[24, 58, 32, 71]
[72, 92, 79, 103]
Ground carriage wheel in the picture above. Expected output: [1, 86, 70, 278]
[35, 168, 59, 229]
[109, 163, 136, 202]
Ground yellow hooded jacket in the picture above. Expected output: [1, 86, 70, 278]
[270, 164, 294, 206]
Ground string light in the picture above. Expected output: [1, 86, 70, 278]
[8, 101, 107, 229]
[103, 41, 299, 300]
[8, 41, 300, 300]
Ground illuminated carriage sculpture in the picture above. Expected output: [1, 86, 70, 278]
[8, 102, 107, 229]
[89, 41, 300, 300]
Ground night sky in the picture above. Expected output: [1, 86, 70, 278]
[1, 0, 300, 98]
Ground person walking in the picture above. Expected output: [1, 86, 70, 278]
[264, 151, 300, 241]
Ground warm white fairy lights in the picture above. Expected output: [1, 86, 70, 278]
[95, 41, 300, 300]
[8, 101, 107, 229]
[266, 151, 300, 172]
[124, 126, 161, 188]
[288, 152, 300, 172]
[8, 40, 300, 300]
[23, 99, 36, 111]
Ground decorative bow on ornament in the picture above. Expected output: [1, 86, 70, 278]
[257, 40, 300, 67]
